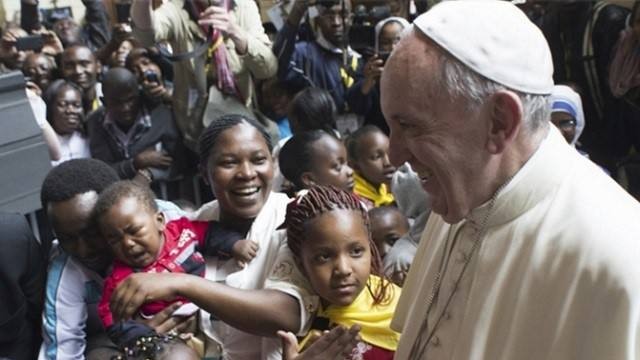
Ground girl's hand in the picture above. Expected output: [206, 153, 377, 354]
[278, 325, 361, 360]
[110, 272, 183, 321]
[133, 302, 195, 334]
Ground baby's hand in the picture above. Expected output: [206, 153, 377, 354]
[232, 239, 259, 267]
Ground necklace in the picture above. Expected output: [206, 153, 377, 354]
[408, 178, 513, 359]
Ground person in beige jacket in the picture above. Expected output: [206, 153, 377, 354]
[131, 0, 277, 150]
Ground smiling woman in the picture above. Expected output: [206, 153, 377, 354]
[43, 79, 91, 166]
[199, 116, 275, 222]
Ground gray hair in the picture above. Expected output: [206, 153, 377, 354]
[434, 50, 551, 134]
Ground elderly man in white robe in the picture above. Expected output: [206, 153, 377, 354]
[282, 1, 640, 359]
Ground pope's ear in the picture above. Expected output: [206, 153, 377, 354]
[486, 90, 523, 154]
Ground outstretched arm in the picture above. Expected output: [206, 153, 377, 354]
[110, 272, 301, 337]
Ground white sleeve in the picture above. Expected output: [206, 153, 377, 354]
[39, 253, 88, 360]
[264, 233, 319, 336]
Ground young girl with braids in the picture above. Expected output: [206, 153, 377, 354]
[281, 185, 401, 359]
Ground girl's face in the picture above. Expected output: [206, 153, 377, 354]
[353, 131, 396, 187]
[378, 22, 403, 55]
[99, 196, 165, 268]
[206, 123, 275, 222]
[304, 135, 355, 192]
[299, 209, 371, 307]
[51, 87, 84, 135]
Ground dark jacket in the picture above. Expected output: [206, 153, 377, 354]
[87, 102, 185, 181]
[274, 23, 365, 113]
[0, 212, 45, 360]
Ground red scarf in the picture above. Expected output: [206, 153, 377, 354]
[194, 0, 243, 101]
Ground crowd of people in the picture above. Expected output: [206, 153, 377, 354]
[2, 0, 640, 359]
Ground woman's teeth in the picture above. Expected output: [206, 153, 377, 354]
[234, 187, 259, 195]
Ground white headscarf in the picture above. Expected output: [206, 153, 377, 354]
[550, 85, 586, 147]
[374, 17, 411, 54]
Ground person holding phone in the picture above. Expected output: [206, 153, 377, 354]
[125, 46, 174, 106]
[345, 17, 409, 135]
[130, 0, 278, 152]
[87, 68, 185, 185]
[0, 26, 31, 72]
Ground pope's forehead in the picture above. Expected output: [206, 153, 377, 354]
[384, 32, 439, 91]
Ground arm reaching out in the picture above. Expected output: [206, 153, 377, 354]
[110, 272, 301, 337]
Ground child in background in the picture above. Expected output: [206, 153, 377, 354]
[93, 181, 206, 355]
[279, 130, 354, 195]
[369, 206, 410, 259]
[272, 87, 341, 193]
[259, 78, 296, 140]
[347, 125, 396, 209]
[287, 87, 339, 136]
[280, 185, 401, 359]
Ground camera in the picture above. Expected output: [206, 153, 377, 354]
[143, 70, 159, 83]
[348, 4, 391, 57]
[15, 35, 44, 52]
[378, 51, 391, 64]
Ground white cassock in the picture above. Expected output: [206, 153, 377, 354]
[393, 126, 640, 359]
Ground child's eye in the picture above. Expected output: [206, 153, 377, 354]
[106, 235, 120, 246]
[314, 253, 331, 263]
[350, 247, 365, 257]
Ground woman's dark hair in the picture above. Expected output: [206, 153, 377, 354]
[346, 124, 384, 162]
[278, 130, 337, 189]
[42, 79, 84, 125]
[288, 87, 337, 134]
[198, 114, 273, 172]
[284, 185, 391, 305]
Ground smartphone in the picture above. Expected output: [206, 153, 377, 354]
[16, 35, 44, 52]
[144, 70, 159, 83]
[115, 3, 132, 23]
[378, 52, 391, 64]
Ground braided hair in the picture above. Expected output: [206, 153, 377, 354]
[284, 185, 391, 305]
[198, 114, 273, 174]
